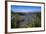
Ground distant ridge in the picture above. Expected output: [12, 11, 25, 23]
[11, 11, 41, 14]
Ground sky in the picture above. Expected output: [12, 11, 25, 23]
[11, 5, 41, 13]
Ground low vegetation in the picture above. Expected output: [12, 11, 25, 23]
[11, 11, 41, 28]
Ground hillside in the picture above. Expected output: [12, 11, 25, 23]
[11, 11, 41, 28]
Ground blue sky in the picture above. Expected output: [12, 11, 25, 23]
[11, 5, 41, 13]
